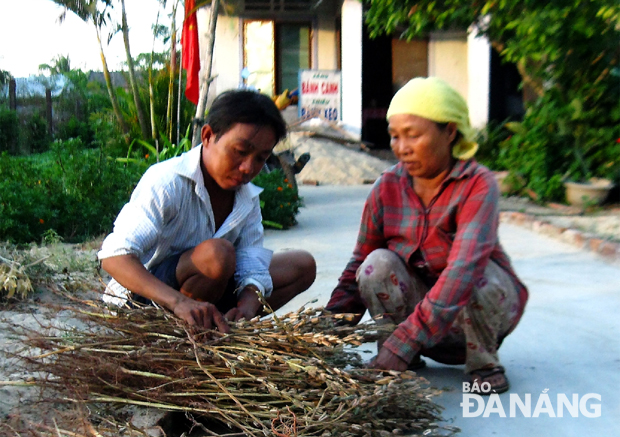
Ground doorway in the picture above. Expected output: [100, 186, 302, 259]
[244, 20, 311, 97]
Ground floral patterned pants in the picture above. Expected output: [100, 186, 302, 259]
[356, 249, 521, 373]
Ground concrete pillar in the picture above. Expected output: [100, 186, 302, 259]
[467, 28, 490, 129]
[340, 0, 362, 138]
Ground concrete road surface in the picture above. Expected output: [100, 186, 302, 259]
[264, 185, 620, 437]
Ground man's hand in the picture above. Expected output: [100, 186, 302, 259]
[225, 286, 262, 322]
[173, 297, 230, 333]
[369, 346, 409, 372]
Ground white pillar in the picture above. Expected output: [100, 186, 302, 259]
[340, 0, 362, 138]
[467, 28, 490, 129]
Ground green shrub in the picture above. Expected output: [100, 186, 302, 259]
[0, 152, 48, 243]
[252, 170, 302, 229]
[0, 139, 304, 244]
[23, 112, 51, 153]
[475, 120, 512, 172]
[0, 108, 19, 154]
[90, 111, 128, 157]
[56, 115, 93, 146]
[0, 139, 142, 244]
[498, 91, 620, 202]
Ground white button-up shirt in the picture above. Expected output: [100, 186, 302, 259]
[98, 145, 273, 306]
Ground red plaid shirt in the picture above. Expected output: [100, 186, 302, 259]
[326, 159, 528, 363]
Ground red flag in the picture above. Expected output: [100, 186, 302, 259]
[181, 0, 200, 104]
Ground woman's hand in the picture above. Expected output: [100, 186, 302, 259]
[370, 347, 409, 372]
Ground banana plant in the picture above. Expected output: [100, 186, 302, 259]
[117, 125, 192, 168]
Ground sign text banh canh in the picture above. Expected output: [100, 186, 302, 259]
[298, 70, 341, 122]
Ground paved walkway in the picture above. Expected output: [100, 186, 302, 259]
[265, 185, 620, 437]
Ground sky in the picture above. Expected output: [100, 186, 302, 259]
[0, 0, 180, 78]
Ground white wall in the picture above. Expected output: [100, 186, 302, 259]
[428, 30, 490, 128]
[340, 0, 362, 138]
[316, 15, 337, 71]
[196, 9, 241, 104]
[428, 29, 491, 128]
[204, 12, 338, 96]
[428, 31, 469, 101]
[210, 14, 242, 100]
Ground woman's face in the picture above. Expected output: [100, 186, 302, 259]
[388, 114, 457, 180]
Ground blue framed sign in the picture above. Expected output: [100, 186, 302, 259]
[298, 70, 342, 121]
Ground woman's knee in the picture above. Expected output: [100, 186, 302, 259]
[357, 249, 401, 285]
[356, 249, 402, 305]
[471, 261, 516, 306]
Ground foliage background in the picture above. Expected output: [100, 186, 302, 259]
[253, 170, 303, 229]
[0, 139, 141, 244]
[365, 0, 620, 202]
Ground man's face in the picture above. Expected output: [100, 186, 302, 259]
[201, 123, 276, 190]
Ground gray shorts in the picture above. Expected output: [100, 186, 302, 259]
[130, 254, 182, 306]
[133, 253, 238, 312]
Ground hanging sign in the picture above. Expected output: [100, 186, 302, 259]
[298, 70, 341, 121]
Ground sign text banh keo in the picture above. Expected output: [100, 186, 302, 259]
[298, 70, 341, 122]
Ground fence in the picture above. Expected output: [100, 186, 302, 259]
[1, 78, 86, 154]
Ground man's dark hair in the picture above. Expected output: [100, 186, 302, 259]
[205, 90, 287, 143]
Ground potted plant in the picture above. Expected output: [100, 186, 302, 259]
[499, 92, 618, 206]
[561, 106, 615, 208]
[564, 178, 614, 207]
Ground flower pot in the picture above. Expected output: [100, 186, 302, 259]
[564, 178, 614, 207]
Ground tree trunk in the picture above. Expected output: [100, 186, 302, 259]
[45, 89, 53, 136]
[167, 0, 180, 143]
[191, 0, 220, 148]
[95, 25, 130, 138]
[149, 7, 162, 149]
[120, 0, 150, 140]
[9, 79, 17, 154]
[177, 50, 183, 146]
[9, 79, 16, 111]
[149, 71, 159, 156]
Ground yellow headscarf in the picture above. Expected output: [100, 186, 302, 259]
[386, 77, 478, 160]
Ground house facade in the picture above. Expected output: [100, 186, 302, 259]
[197, 0, 522, 146]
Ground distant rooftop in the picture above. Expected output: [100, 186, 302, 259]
[10, 75, 68, 98]
[87, 71, 128, 89]
[1, 72, 129, 99]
